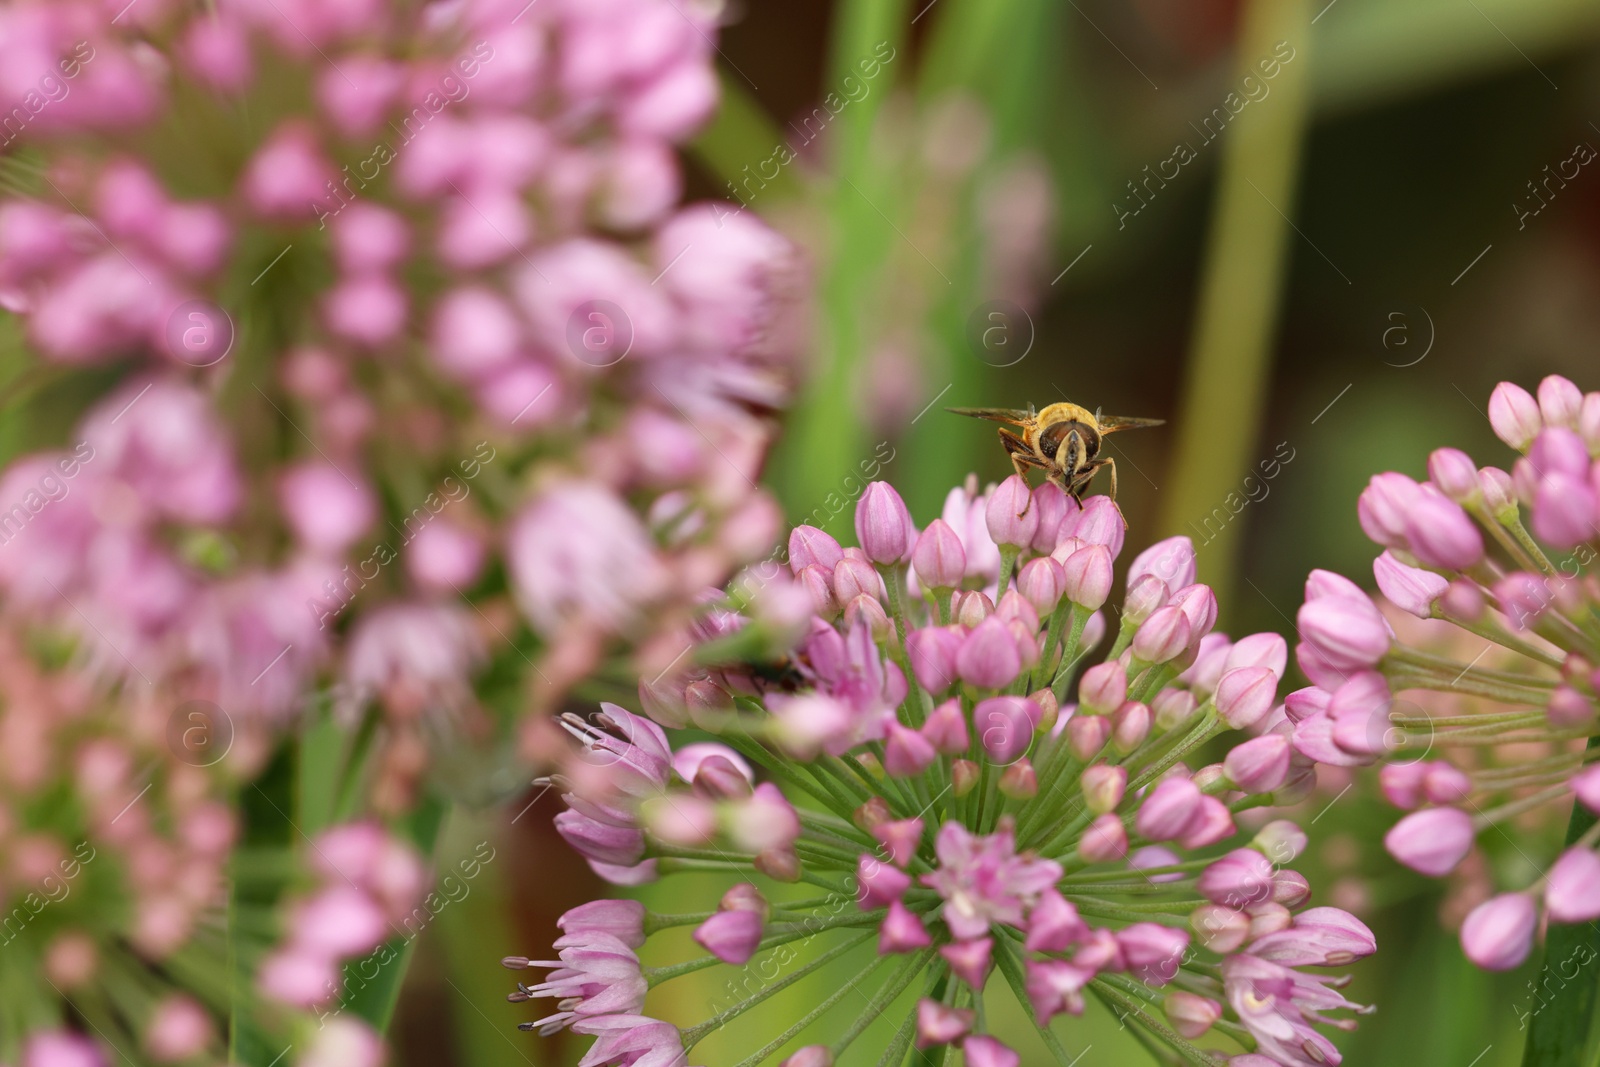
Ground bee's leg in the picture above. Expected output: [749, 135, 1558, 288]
[998, 430, 1048, 516]
[1088, 458, 1130, 528]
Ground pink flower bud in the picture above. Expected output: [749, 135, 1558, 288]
[1379, 762, 1427, 809]
[1422, 763, 1472, 805]
[1538, 375, 1584, 429]
[914, 998, 974, 1048]
[955, 589, 995, 628]
[1152, 689, 1199, 730]
[1532, 473, 1599, 551]
[904, 627, 959, 695]
[1163, 992, 1222, 1039]
[1130, 536, 1197, 592]
[1064, 495, 1125, 558]
[1177, 795, 1235, 850]
[911, 519, 966, 589]
[1404, 493, 1484, 570]
[279, 463, 376, 555]
[1224, 734, 1290, 793]
[1111, 701, 1151, 753]
[1358, 473, 1423, 548]
[693, 908, 762, 964]
[146, 995, 212, 1063]
[986, 475, 1039, 549]
[1017, 556, 1066, 614]
[1059, 543, 1114, 609]
[1297, 594, 1390, 670]
[1123, 574, 1168, 625]
[940, 936, 994, 988]
[780, 1047, 833, 1067]
[871, 818, 924, 869]
[1025, 889, 1087, 952]
[1271, 869, 1312, 907]
[958, 617, 1023, 690]
[1460, 892, 1537, 970]
[1131, 605, 1190, 663]
[243, 123, 336, 221]
[1428, 448, 1481, 503]
[855, 482, 914, 564]
[1191, 904, 1251, 952]
[857, 854, 911, 907]
[1117, 922, 1189, 985]
[1572, 765, 1600, 813]
[976, 696, 1037, 764]
[1213, 666, 1278, 729]
[1489, 381, 1543, 451]
[1067, 716, 1110, 761]
[962, 1037, 1020, 1067]
[951, 759, 981, 796]
[833, 557, 884, 605]
[789, 526, 844, 573]
[1384, 807, 1474, 876]
[884, 722, 937, 777]
[1545, 847, 1600, 922]
[1081, 764, 1127, 814]
[1373, 550, 1448, 618]
[1079, 813, 1127, 862]
[880, 900, 932, 953]
[999, 760, 1038, 798]
[1025, 959, 1091, 1024]
[920, 698, 969, 755]
[1030, 482, 1073, 553]
[1198, 848, 1274, 907]
[1136, 777, 1202, 842]
[1581, 393, 1600, 453]
[1078, 661, 1127, 715]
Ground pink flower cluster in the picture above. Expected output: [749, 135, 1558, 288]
[258, 820, 425, 1011]
[0, 0, 796, 1060]
[510, 477, 1376, 1066]
[1290, 376, 1600, 970]
[0, 0, 797, 771]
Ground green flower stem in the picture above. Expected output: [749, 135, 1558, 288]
[1086, 978, 1220, 1067]
[1049, 609, 1092, 704]
[1390, 710, 1548, 730]
[1386, 670, 1553, 707]
[1434, 606, 1567, 668]
[798, 809, 877, 848]
[1061, 858, 1213, 883]
[1522, 736, 1600, 1067]
[1386, 646, 1558, 688]
[1125, 709, 1225, 797]
[1040, 601, 1081, 686]
[680, 928, 879, 1047]
[1471, 782, 1576, 829]
[727, 952, 896, 1067]
[1072, 897, 1193, 925]
[721, 732, 860, 821]
[1503, 514, 1560, 576]
[829, 948, 937, 1057]
[991, 935, 1095, 1067]
[883, 565, 933, 724]
[1470, 503, 1547, 576]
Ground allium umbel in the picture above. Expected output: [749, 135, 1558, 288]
[510, 478, 1374, 1065]
[1292, 376, 1600, 971]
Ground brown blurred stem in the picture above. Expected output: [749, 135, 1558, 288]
[1156, 0, 1312, 609]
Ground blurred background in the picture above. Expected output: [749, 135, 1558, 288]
[9, 0, 1600, 1062]
[445, 0, 1600, 1062]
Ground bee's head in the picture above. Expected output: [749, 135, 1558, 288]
[1039, 419, 1100, 473]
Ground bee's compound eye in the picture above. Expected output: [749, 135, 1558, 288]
[1037, 422, 1069, 460]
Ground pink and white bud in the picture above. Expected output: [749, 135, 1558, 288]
[1079, 813, 1127, 863]
[857, 855, 911, 907]
[1538, 375, 1584, 429]
[1546, 847, 1600, 922]
[1059, 544, 1113, 609]
[1488, 381, 1543, 451]
[789, 526, 844, 573]
[1373, 550, 1448, 619]
[1404, 493, 1484, 571]
[871, 818, 924, 869]
[1428, 448, 1482, 503]
[1215, 666, 1278, 729]
[1067, 716, 1111, 761]
[883, 722, 937, 778]
[1131, 605, 1191, 663]
[1297, 595, 1390, 670]
[1080, 764, 1127, 814]
[1136, 777, 1202, 842]
[880, 900, 932, 953]
[911, 519, 966, 589]
[939, 937, 994, 987]
[1017, 556, 1066, 614]
[1163, 992, 1222, 1039]
[1384, 807, 1474, 876]
[958, 617, 1023, 690]
[855, 482, 915, 565]
[986, 475, 1039, 549]
[693, 908, 763, 964]
[1223, 734, 1291, 794]
[914, 998, 974, 1049]
[1460, 892, 1537, 970]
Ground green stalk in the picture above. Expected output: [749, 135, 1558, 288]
[681, 929, 879, 1047]
[1155, 0, 1314, 612]
[1521, 735, 1600, 1066]
[829, 948, 936, 1057]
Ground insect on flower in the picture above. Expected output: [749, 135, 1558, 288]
[948, 401, 1164, 503]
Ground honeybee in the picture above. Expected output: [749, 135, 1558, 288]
[947, 401, 1164, 502]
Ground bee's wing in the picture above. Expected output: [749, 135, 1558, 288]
[946, 406, 1035, 426]
[1098, 414, 1165, 434]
